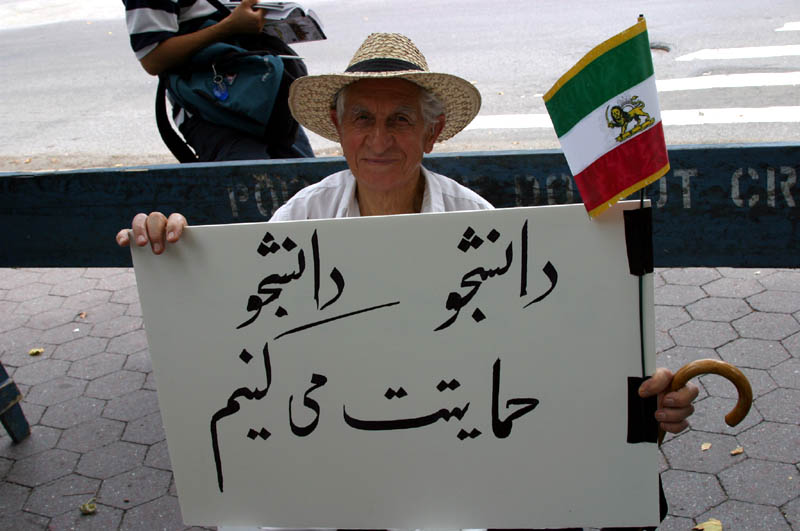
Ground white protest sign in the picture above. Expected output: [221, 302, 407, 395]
[131, 202, 658, 529]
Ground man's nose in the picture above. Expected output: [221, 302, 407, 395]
[366, 122, 393, 151]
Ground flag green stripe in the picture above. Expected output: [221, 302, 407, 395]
[545, 31, 654, 137]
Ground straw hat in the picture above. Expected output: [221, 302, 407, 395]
[288, 33, 481, 143]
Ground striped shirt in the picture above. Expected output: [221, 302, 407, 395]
[123, 0, 222, 59]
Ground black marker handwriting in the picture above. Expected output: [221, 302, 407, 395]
[289, 373, 328, 437]
[491, 358, 539, 438]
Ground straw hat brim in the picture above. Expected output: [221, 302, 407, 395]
[288, 71, 481, 143]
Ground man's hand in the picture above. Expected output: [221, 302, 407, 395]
[221, 0, 267, 35]
[639, 367, 699, 434]
[116, 212, 188, 255]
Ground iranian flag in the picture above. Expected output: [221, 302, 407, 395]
[544, 17, 669, 217]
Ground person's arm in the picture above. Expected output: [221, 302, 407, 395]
[638, 367, 699, 433]
[117, 212, 188, 255]
[139, 0, 266, 75]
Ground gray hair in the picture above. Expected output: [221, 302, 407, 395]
[333, 82, 445, 127]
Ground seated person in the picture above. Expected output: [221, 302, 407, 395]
[117, 32, 698, 531]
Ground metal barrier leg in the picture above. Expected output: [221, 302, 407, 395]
[0, 361, 30, 443]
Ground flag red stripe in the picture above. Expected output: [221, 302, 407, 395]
[574, 121, 669, 213]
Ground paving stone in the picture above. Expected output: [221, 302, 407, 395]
[168, 475, 178, 497]
[124, 349, 152, 373]
[653, 515, 696, 531]
[40, 395, 105, 429]
[17, 401, 45, 426]
[654, 284, 706, 306]
[660, 469, 725, 518]
[89, 315, 143, 338]
[6, 283, 52, 302]
[103, 389, 160, 422]
[655, 305, 691, 331]
[697, 499, 792, 530]
[670, 320, 737, 349]
[24, 308, 79, 331]
[122, 411, 166, 445]
[755, 388, 800, 423]
[107, 329, 148, 355]
[6, 449, 79, 487]
[660, 430, 746, 474]
[78, 302, 127, 324]
[719, 459, 800, 506]
[51, 335, 108, 362]
[144, 371, 158, 391]
[23, 473, 100, 517]
[39, 322, 91, 346]
[0, 426, 61, 459]
[0, 313, 27, 334]
[36, 268, 85, 284]
[0, 482, 30, 516]
[120, 495, 186, 531]
[655, 330, 675, 352]
[57, 417, 126, 453]
[83, 268, 127, 279]
[144, 440, 172, 471]
[690, 396, 763, 435]
[0, 269, 41, 289]
[95, 271, 138, 292]
[738, 422, 800, 463]
[61, 289, 112, 310]
[653, 270, 666, 288]
[98, 466, 172, 509]
[769, 356, 800, 388]
[110, 285, 141, 305]
[784, 330, 800, 357]
[783, 496, 800, 529]
[701, 367, 776, 398]
[660, 267, 721, 286]
[759, 270, 800, 292]
[0, 327, 45, 366]
[67, 352, 126, 380]
[76, 441, 148, 479]
[702, 277, 765, 298]
[16, 295, 65, 316]
[685, 296, 751, 322]
[85, 370, 145, 400]
[11, 359, 70, 386]
[718, 338, 790, 369]
[48, 276, 99, 297]
[48, 502, 123, 530]
[0, 510, 49, 530]
[733, 312, 800, 340]
[747, 289, 800, 313]
[126, 300, 143, 317]
[24, 376, 86, 406]
[0, 456, 10, 479]
[717, 267, 777, 279]
[655, 346, 720, 374]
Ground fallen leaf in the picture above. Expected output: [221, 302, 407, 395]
[497, 91, 504, 95]
[693, 517, 723, 530]
[701, 442, 712, 451]
[730, 446, 744, 456]
[77, 312, 87, 319]
[79, 497, 97, 515]
[24, 158, 31, 164]
[28, 348, 44, 356]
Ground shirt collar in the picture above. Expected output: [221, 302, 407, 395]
[345, 166, 440, 217]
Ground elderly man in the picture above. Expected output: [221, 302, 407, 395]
[117, 32, 697, 530]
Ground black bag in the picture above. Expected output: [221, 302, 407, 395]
[156, 1, 308, 162]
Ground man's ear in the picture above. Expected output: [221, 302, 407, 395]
[424, 114, 446, 153]
[329, 108, 340, 130]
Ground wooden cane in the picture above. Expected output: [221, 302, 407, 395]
[657, 358, 753, 446]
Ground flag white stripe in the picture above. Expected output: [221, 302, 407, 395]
[556, 75, 661, 176]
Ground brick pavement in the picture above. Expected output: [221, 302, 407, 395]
[0, 266, 798, 530]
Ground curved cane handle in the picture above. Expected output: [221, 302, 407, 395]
[658, 359, 753, 446]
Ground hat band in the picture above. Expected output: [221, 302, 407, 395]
[345, 58, 424, 73]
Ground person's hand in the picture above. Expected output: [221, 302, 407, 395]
[116, 212, 188, 255]
[639, 367, 699, 434]
[223, 0, 267, 35]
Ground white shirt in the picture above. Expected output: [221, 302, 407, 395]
[270, 166, 493, 221]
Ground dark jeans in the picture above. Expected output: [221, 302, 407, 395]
[179, 112, 315, 162]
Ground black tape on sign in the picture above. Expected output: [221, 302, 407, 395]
[624, 207, 654, 276]
[627, 376, 658, 443]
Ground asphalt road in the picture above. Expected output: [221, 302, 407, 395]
[0, 0, 798, 171]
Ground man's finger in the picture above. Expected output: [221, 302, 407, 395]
[130, 213, 149, 247]
[662, 383, 700, 408]
[116, 229, 131, 247]
[145, 211, 169, 254]
[638, 367, 673, 397]
[165, 213, 188, 243]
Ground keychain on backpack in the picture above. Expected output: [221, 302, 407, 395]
[211, 64, 229, 101]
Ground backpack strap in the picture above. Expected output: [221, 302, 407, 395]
[155, 76, 199, 163]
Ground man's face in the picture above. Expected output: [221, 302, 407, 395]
[331, 79, 444, 196]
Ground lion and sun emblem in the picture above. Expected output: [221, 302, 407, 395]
[605, 95, 655, 142]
